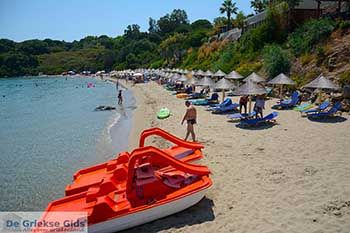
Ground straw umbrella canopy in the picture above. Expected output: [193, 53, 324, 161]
[186, 77, 199, 85]
[215, 78, 237, 102]
[204, 70, 214, 76]
[267, 73, 296, 98]
[303, 75, 340, 103]
[226, 70, 244, 80]
[170, 73, 181, 82]
[214, 70, 226, 78]
[177, 74, 188, 82]
[196, 70, 205, 77]
[234, 80, 268, 113]
[244, 72, 265, 83]
[303, 74, 340, 90]
[197, 76, 215, 87]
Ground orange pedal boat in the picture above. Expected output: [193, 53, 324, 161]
[42, 128, 212, 232]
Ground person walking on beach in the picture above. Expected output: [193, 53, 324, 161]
[118, 90, 123, 105]
[181, 101, 197, 142]
[239, 95, 248, 114]
[254, 95, 265, 118]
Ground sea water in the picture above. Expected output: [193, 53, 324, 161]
[0, 76, 134, 211]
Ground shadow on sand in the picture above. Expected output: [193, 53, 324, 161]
[307, 116, 348, 123]
[235, 122, 278, 130]
[121, 197, 215, 233]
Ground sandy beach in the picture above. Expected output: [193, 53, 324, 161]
[112, 79, 350, 233]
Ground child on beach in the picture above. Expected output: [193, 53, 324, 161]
[118, 90, 123, 105]
[181, 101, 197, 142]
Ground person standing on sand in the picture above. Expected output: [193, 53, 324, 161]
[181, 101, 197, 142]
[118, 90, 123, 105]
[239, 95, 248, 114]
[254, 95, 265, 118]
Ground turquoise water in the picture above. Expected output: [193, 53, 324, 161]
[0, 76, 133, 211]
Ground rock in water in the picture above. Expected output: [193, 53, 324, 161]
[94, 105, 116, 111]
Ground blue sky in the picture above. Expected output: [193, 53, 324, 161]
[0, 0, 253, 42]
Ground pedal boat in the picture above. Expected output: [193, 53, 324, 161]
[42, 128, 212, 233]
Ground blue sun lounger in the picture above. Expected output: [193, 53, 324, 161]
[301, 100, 330, 115]
[239, 111, 279, 126]
[212, 103, 239, 114]
[207, 98, 232, 110]
[227, 111, 256, 120]
[308, 102, 342, 118]
[273, 91, 300, 109]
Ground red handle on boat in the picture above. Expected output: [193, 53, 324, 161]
[126, 146, 210, 195]
[139, 128, 204, 149]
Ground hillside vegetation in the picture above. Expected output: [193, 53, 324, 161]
[0, 1, 349, 87]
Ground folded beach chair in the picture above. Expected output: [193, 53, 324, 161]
[308, 102, 342, 118]
[239, 112, 279, 127]
[211, 103, 239, 114]
[186, 92, 207, 100]
[273, 91, 300, 109]
[208, 98, 232, 110]
[293, 103, 314, 112]
[301, 100, 330, 115]
[227, 111, 256, 120]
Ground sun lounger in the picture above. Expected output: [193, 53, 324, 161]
[301, 100, 330, 115]
[211, 103, 239, 114]
[273, 91, 300, 109]
[308, 102, 342, 118]
[227, 111, 256, 120]
[239, 111, 279, 126]
[207, 98, 232, 110]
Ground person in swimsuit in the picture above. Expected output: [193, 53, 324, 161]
[118, 90, 123, 105]
[181, 101, 197, 142]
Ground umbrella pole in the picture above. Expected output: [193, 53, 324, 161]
[248, 95, 252, 114]
[280, 84, 283, 99]
[222, 89, 225, 102]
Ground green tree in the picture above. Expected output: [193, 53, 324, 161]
[235, 11, 246, 29]
[219, 0, 238, 30]
[263, 44, 291, 78]
[148, 17, 159, 33]
[124, 24, 141, 40]
[191, 19, 213, 31]
[250, 0, 268, 13]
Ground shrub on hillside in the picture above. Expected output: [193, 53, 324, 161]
[236, 62, 262, 77]
[339, 71, 350, 86]
[288, 18, 335, 56]
[263, 44, 291, 79]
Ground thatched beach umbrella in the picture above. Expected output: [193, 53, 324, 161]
[303, 75, 340, 103]
[178, 74, 188, 82]
[244, 72, 265, 83]
[268, 73, 296, 98]
[215, 78, 237, 102]
[214, 70, 226, 78]
[170, 73, 181, 82]
[196, 70, 205, 77]
[303, 74, 340, 90]
[234, 80, 267, 113]
[186, 77, 199, 85]
[204, 70, 214, 77]
[197, 76, 215, 87]
[226, 70, 244, 80]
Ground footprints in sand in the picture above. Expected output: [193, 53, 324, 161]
[255, 169, 290, 184]
[303, 166, 318, 176]
[321, 200, 350, 218]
